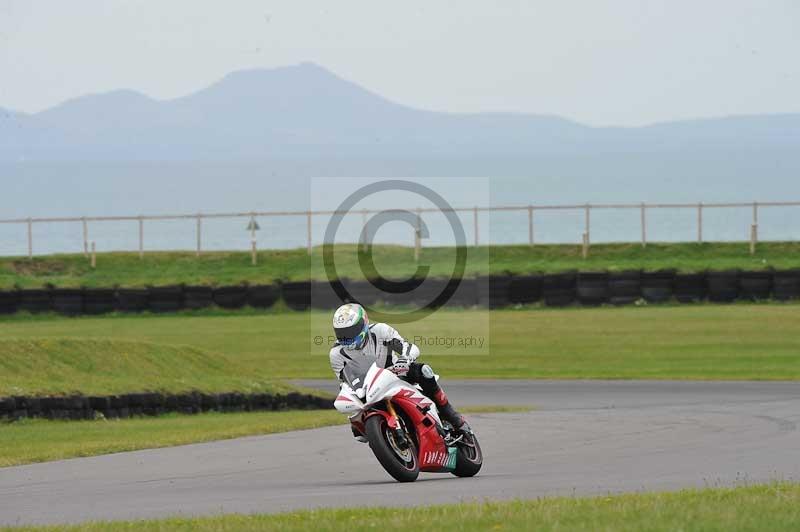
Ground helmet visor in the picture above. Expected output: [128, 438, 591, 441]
[336, 321, 369, 349]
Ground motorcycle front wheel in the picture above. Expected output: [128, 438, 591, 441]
[365, 415, 419, 482]
[452, 430, 483, 477]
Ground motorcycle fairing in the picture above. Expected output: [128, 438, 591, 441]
[335, 362, 458, 473]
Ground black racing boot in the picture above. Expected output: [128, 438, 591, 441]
[432, 388, 465, 430]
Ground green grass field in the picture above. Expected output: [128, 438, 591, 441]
[0, 406, 528, 467]
[0, 410, 342, 467]
[2, 241, 798, 288]
[0, 338, 304, 396]
[3, 483, 798, 531]
[1, 305, 799, 396]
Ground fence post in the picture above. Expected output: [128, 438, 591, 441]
[82, 217, 88, 257]
[752, 201, 759, 253]
[473, 206, 479, 247]
[138, 216, 144, 259]
[640, 202, 647, 247]
[414, 208, 421, 262]
[306, 211, 312, 255]
[90, 242, 96, 269]
[528, 206, 534, 246]
[582, 232, 589, 259]
[247, 213, 257, 265]
[584, 203, 591, 245]
[27, 218, 32, 259]
[697, 202, 703, 243]
[196, 214, 202, 257]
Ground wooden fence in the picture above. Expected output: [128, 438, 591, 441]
[1, 201, 798, 259]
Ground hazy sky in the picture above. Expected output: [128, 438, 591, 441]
[1, 0, 798, 126]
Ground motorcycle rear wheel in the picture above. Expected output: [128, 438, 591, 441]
[365, 415, 419, 482]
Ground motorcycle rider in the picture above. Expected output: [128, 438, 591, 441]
[329, 302, 466, 437]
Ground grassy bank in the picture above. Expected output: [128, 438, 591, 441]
[1, 305, 798, 387]
[0, 338, 303, 397]
[1, 242, 799, 289]
[0, 406, 527, 467]
[4, 483, 798, 531]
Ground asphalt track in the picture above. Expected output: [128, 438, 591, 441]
[1, 380, 799, 526]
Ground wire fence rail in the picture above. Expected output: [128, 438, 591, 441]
[1, 200, 799, 261]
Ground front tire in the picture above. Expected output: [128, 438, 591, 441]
[365, 415, 419, 482]
[452, 429, 483, 477]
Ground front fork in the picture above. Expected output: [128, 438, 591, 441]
[385, 399, 410, 449]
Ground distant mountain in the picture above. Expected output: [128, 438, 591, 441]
[1, 62, 799, 162]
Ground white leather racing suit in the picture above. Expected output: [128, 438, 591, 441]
[329, 322, 419, 380]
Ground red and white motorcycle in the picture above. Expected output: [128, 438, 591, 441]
[334, 360, 483, 482]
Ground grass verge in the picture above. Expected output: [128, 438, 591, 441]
[2, 241, 799, 288]
[0, 407, 528, 467]
[1, 305, 798, 385]
[2, 483, 798, 531]
[0, 410, 342, 468]
[0, 338, 301, 397]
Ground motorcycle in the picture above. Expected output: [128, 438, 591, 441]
[334, 360, 483, 482]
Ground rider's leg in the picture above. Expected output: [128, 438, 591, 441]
[407, 362, 465, 429]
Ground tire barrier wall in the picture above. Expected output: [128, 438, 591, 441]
[0, 284, 284, 315]
[0, 391, 334, 421]
[0, 270, 798, 316]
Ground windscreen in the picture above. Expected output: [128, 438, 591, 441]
[341, 358, 374, 390]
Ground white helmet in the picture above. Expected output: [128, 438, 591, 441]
[332, 303, 369, 350]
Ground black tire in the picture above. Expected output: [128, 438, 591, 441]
[706, 270, 739, 303]
[282, 281, 310, 311]
[51, 289, 84, 315]
[19, 289, 51, 313]
[184, 286, 214, 309]
[442, 277, 478, 308]
[608, 270, 641, 306]
[248, 284, 280, 309]
[576, 272, 609, 306]
[365, 415, 419, 482]
[116, 289, 149, 312]
[452, 430, 483, 477]
[508, 275, 543, 305]
[641, 271, 674, 303]
[773, 270, 800, 301]
[674, 273, 706, 303]
[148, 286, 184, 313]
[543, 272, 576, 307]
[213, 286, 249, 309]
[738, 271, 772, 301]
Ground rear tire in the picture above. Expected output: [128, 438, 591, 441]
[452, 430, 483, 477]
[365, 415, 419, 482]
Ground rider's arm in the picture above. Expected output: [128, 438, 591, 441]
[329, 347, 345, 380]
[378, 324, 420, 366]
